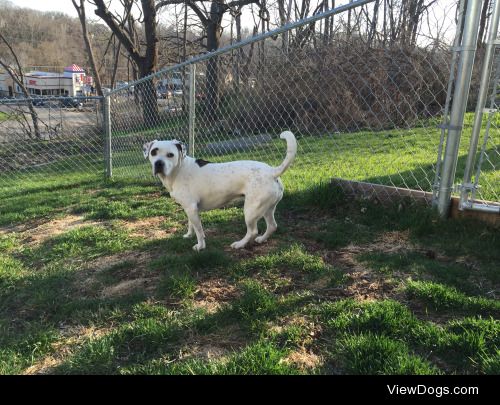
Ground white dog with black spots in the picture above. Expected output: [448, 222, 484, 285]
[143, 131, 297, 251]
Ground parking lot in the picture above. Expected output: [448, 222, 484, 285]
[0, 100, 101, 141]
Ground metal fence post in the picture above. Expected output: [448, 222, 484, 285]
[459, 0, 500, 211]
[103, 95, 112, 178]
[433, 0, 466, 204]
[436, 0, 482, 217]
[188, 63, 196, 157]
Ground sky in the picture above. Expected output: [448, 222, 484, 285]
[5, 0, 458, 45]
[6, 0, 257, 30]
[8, 0, 80, 17]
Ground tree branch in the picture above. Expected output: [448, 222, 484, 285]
[93, 0, 143, 66]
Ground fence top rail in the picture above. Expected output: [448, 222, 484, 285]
[0, 96, 104, 103]
[107, 0, 376, 96]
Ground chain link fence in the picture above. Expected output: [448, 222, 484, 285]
[110, 0, 463, 204]
[458, 44, 500, 210]
[0, 95, 104, 185]
[1, 0, 498, 213]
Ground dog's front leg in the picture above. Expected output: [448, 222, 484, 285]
[183, 219, 194, 239]
[184, 204, 206, 251]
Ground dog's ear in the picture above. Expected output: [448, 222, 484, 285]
[173, 140, 187, 159]
[143, 140, 157, 159]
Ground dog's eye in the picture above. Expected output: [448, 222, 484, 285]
[166, 153, 174, 158]
[151, 148, 158, 156]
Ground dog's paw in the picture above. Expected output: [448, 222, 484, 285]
[230, 240, 247, 249]
[255, 235, 267, 244]
[192, 243, 205, 252]
[183, 232, 193, 239]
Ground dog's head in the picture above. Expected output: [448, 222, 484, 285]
[143, 139, 186, 177]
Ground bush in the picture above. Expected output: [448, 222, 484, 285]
[222, 38, 452, 133]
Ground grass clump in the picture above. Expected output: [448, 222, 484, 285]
[406, 280, 500, 315]
[27, 225, 138, 266]
[236, 244, 346, 285]
[123, 340, 300, 375]
[335, 333, 440, 375]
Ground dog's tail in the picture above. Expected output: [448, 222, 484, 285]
[273, 131, 297, 178]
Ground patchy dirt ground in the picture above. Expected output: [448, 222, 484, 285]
[0, 214, 100, 244]
[2, 198, 499, 375]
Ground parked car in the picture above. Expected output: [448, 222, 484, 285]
[31, 98, 58, 108]
[31, 98, 47, 107]
[157, 85, 169, 99]
[60, 98, 83, 108]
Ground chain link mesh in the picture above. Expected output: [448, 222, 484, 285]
[469, 47, 500, 205]
[110, 3, 462, 204]
[1, 1, 498, 208]
[0, 96, 104, 185]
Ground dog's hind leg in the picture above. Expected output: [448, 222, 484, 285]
[255, 204, 278, 244]
[230, 200, 262, 249]
[255, 179, 283, 244]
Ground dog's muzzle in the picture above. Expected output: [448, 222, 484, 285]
[154, 160, 165, 175]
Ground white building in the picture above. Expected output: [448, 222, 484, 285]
[0, 64, 92, 97]
[0, 67, 15, 97]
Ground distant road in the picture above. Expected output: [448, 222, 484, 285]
[0, 104, 101, 142]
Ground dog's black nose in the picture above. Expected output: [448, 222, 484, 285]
[154, 160, 164, 175]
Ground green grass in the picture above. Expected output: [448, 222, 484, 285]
[334, 333, 441, 375]
[26, 225, 138, 266]
[122, 340, 300, 375]
[157, 270, 197, 301]
[0, 111, 9, 122]
[56, 311, 192, 374]
[235, 244, 346, 286]
[312, 299, 499, 374]
[0, 129, 498, 374]
[406, 280, 500, 315]
[358, 251, 480, 293]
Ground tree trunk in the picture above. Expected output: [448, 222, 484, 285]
[110, 38, 122, 90]
[94, 0, 159, 127]
[141, 0, 160, 127]
[0, 33, 42, 139]
[72, 0, 103, 96]
[205, 2, 223, 120]
[27, 101, 41, 139]
[182, 4, 188, 110]
[137, 61, 160, 128]
[368, 0, 380, 47]
[235, 7, 242, 86]
[478, 0, 491, 48]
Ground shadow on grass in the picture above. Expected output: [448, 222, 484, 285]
[284, 181, 499, 271]
[52, 280, 313, 375]
[1, 168, 498, 375]
[312, 298, 499, 374]
[358, 251, 483, 295]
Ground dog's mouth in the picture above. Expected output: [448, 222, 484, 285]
[154, 161, 165, 176]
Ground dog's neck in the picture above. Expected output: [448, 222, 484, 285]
[158, 173, 174, 193]
[158, 156, 193, 192]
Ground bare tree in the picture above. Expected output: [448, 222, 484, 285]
[93, 0, 160, 126]
[156, 0, 261, 119]
[277, 0, 293, 50]
[72, 0, 104, 96]
[478, 0, 492, 48]
[0, 31, 41, 139]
